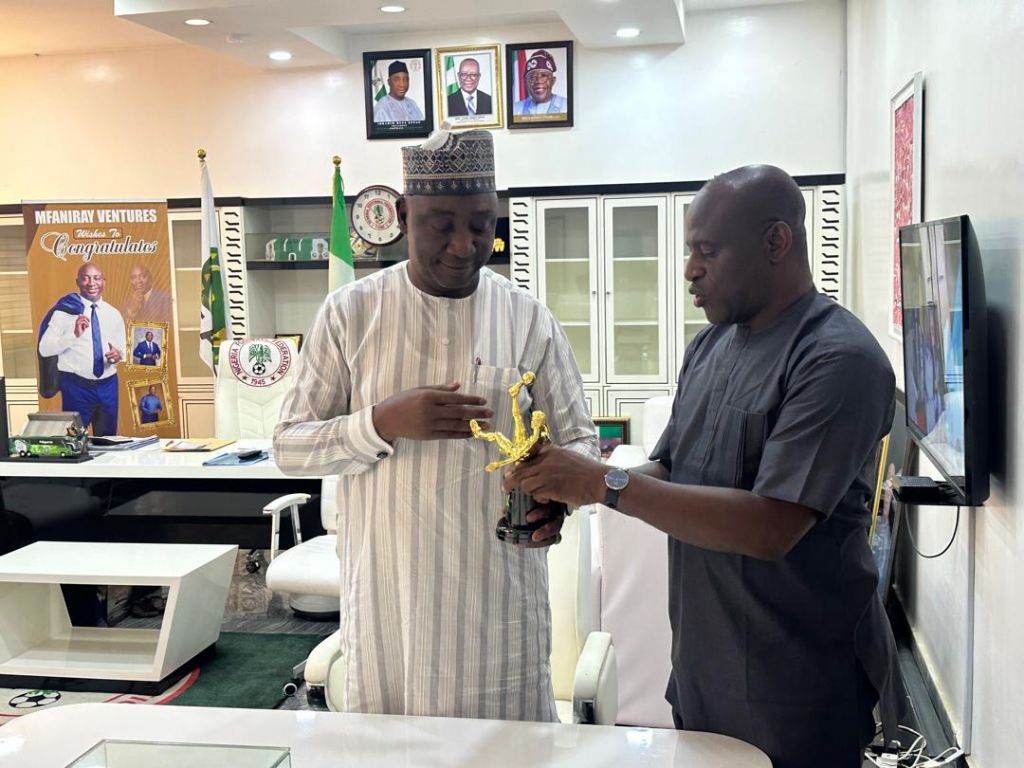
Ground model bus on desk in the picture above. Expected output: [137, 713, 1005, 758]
[7, 412, 89, 460]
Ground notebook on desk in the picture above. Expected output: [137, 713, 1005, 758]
[164, 438, 236, 452]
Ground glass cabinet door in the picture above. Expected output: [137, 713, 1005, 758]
[673, 193, 706, 374]
[0, 215, 34, 381]
[603, 197, 669, 384]
[537, 199, 600, 383]
[168, 210, 211, 380]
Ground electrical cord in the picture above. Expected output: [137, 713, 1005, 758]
[903, 503, 960, 559]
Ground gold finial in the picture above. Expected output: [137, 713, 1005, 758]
[197, 148, 207, 160]
[470, 371, 550, 472]
[332, 155, 341, 166]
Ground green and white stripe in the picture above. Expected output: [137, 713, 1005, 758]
[444, 55, 459, 96]
[328, 160, 355, 292]
[199, 156, 228, 373]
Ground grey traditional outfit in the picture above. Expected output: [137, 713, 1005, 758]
[274, 130, 598, 721]
[653, 290, 906, 768]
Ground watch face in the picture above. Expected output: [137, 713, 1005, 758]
[352, 185, 402, 247]
[605, 467, 629, 491]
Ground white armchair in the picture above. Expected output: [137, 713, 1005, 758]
[263, 476, 340, 620]
[594, 395, 675, 728]
[305, 506, 618, 724]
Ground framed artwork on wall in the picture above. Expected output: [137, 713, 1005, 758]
[435, 44, 503, 130]
[594, 416, 630, 459]
[506, 40, 573, 129]
[363, 48, 434, 140]
[128, 376, 174, 431]
[890, 71, 924, 340]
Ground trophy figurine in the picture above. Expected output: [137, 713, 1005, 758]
[471, 371, 566, 547]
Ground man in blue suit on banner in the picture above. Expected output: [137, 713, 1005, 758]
[132, 330, 161, 366]
[38, 263, 126, 436]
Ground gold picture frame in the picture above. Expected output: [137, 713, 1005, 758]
[127, 375, 175, 431]
[434, 44, 503, 130]
[125, 321, 170, 371]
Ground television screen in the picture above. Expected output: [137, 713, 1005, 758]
[899, 214, 987, 504]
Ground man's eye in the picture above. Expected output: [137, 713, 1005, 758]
[431, 222, 453, 233]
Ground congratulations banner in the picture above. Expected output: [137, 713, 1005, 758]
[23, 201, 181, 438]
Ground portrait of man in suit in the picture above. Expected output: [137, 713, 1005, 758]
[139, 385, 162, 424]
[447, 57, 493, 117]
[133, 330, 162, 366]
[124, 264, 173, 325]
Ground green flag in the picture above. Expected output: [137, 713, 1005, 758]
[444, 55, 458, 96]
[199, 154, 227, 372]
[329, 159, 355, 292]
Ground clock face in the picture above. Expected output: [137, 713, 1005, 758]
[352, 185, 402, 247]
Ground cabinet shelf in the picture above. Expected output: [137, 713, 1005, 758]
[613, 321, 659, 327]
[247, 255, 510, 271]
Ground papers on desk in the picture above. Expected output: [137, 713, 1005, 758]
[89, 435, 160, 451]
[163, 438, 236, 452]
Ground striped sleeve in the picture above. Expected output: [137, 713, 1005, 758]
[272, 290, 393, 476]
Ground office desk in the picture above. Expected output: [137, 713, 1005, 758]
[0, 441, 322, 550]
[0, 703, 772, 768]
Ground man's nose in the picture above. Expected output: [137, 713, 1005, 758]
[683, 257, 702, 282]
[447, 229, 475, 259]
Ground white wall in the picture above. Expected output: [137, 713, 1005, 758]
[0, 2, 845, 201]
[846, 1, 1024, 765]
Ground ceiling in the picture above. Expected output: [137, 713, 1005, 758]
[0, 0, 818, 67]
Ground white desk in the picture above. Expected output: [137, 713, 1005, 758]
[0, 439, 307, 481]
[0, 542, 236, 691]
[0, 703, 772, 767]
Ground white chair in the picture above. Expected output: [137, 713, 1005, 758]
[593, 395, 675, 728]
[263, 476, 340, 620]
[305, 506, 618, 723]
[214, 337, 299, 439]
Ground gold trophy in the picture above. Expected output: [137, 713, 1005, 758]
[471, 371, 565, 547]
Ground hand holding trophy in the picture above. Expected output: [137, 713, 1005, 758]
[471, 371, 567, 547]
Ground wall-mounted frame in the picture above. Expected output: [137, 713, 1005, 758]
[126, 321, 170, 371]
[435, 44, 503, 130]
[364, 48, 434, 140]
[128, 376, 175, 431]
[890, 71, 924, 340]
[594, 416, 630, 459]
[506, 40, 573, 129]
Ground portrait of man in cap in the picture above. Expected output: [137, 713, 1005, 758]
[507, 42, 574, 128]
[364, 49, 434, 139]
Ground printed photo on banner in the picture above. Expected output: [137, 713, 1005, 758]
[435, 44, 503, 130]
[127, 321, 169, 370]
[23, 200, 181, 438]
[363, 48, 434, 140]
[506, 41, 573, 129]
[128, 376, 174, 431]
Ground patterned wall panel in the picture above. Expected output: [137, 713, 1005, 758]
[508, 197, 536, 296]
[812, 185, 844, 304]
[219, 207, 248, 336]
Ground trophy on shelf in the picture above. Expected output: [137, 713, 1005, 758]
[470, 371, 566, 547]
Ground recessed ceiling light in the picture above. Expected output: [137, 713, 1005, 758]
[615, 26, 641, 38]
[268, 50, 293, 61]
[380, 5, 406, 12]
[184, 18, 211, 26]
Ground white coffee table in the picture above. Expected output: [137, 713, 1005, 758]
[0, 542, 236, 692]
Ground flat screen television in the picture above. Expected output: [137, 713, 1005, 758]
[899, 214, 988, 505]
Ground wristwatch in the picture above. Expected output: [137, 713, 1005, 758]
[603, 467, 630, 509]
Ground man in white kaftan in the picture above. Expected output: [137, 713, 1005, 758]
[274, 129, 598, 722]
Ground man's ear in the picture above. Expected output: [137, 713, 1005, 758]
[397, 196, 409, 234]
[763, 221, 793, 264]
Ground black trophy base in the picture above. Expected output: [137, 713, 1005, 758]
[496, 515, 560, 548]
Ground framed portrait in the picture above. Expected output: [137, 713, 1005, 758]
[125, 321, 169, 371]
[889, 71, 924, 340]
[363, 48, 434, 140]
[435, 44, 503, 130]
[506, 41, 573, 129]
[594, 416, 631, 460]
[274, 333, 304, 353]
[128, 376, 174, 431]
